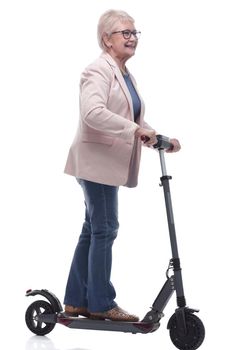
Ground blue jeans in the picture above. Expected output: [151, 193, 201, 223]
[64, 179, 119, 312]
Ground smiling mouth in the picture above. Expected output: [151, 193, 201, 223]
[125, 44, 136, 49]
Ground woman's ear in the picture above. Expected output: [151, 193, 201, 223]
[102, 33, 112, 49]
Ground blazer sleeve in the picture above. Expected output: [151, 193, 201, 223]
[143, 120, 155, 130]
[79, 59, 139, 141]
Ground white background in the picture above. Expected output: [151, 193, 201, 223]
[0, 0, 233, 349]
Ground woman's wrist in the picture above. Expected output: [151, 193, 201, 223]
[134, 127, 143, 137]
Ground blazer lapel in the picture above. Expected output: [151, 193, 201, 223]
[114, 68, 135, 120]
[101, 52, 135, 121]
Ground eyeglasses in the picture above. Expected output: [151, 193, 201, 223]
[111, 30, 141, 40]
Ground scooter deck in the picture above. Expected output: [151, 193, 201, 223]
[39, 312, 160, 334]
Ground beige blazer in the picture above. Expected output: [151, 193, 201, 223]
[64, 52, 152, 187]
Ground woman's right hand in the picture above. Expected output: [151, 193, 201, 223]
[135, 127, 158, 146]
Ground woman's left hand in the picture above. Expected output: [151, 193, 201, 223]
[166, 138, 181, 153]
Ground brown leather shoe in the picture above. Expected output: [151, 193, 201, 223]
[64, 305, 90, 318]
[90, 306, 139, 322]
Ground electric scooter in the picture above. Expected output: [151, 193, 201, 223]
[25, 135, 205, 350]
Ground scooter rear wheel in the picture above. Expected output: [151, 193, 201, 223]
[168, 313, 205, 350]
[25, 300, 55, 335]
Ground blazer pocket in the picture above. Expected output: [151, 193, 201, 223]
[82, 133, 114, 146]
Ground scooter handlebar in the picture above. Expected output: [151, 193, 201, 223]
[141, 134, 173, 150]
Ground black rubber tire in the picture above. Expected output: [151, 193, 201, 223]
[25, 300, 56, 335]
[169, 313, 205, 350]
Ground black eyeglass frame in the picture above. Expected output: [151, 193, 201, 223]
[111, 30, 141, 40]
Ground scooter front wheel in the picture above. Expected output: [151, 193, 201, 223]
[25, 300, 56, 335]
[168, 313, 205, 350]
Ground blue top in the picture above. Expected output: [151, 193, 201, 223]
[123, 73, 141, 121]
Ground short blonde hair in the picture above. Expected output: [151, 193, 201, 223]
[97, 9, 135, 50]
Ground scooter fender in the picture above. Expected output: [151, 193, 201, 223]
[26, 288, 63, 313]
[167, 307, 199, 330]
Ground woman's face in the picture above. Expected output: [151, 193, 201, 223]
[106, 20, 139, 61]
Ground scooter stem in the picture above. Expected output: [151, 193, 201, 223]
[157, 141, 186, 308]
[159, 149, 167, 176]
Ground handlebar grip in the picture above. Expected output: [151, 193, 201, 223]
[141, 135, 173, 150]
[153, 135, 173, 150]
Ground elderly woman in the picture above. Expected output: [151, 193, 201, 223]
[63, 9, 181, 322]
